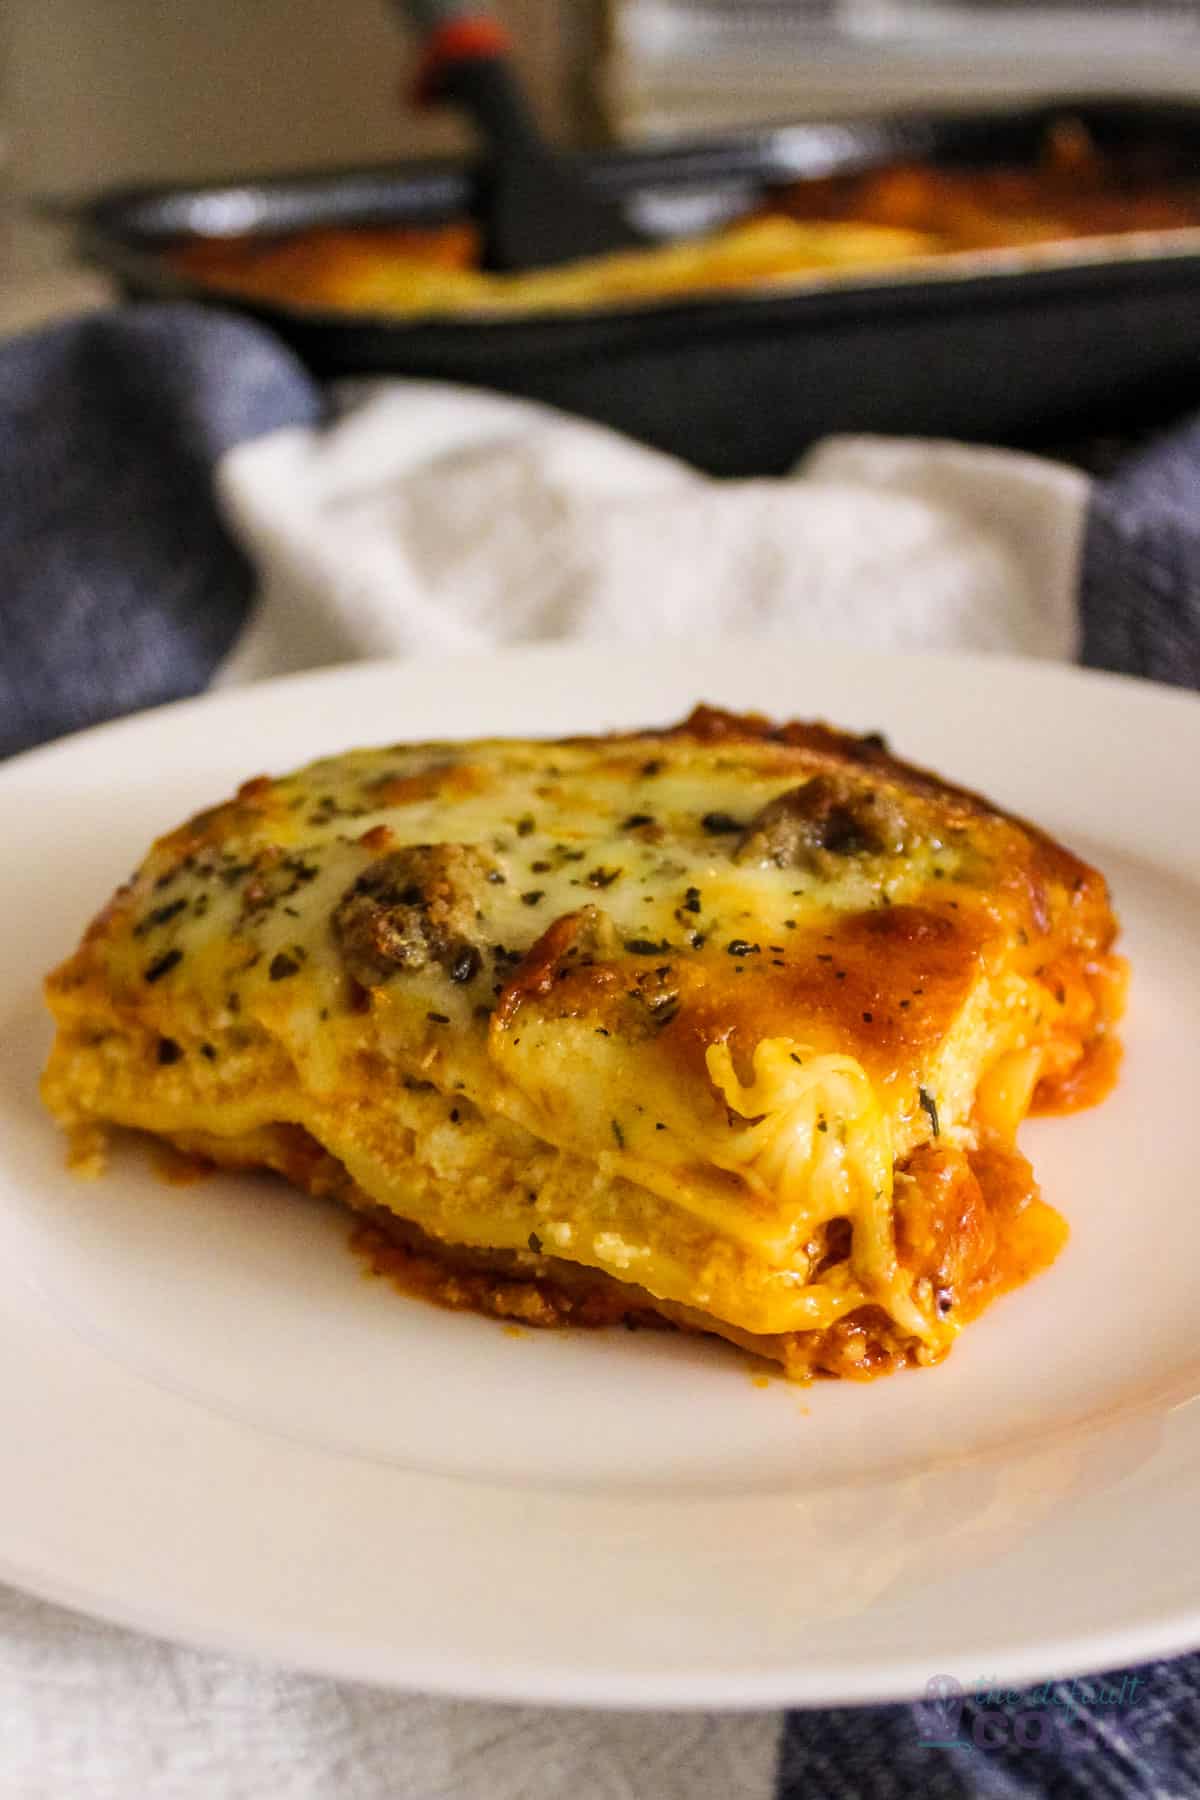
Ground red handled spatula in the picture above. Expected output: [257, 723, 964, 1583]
[396, 0, 647, 270]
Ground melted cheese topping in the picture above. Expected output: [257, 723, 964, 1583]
[169, 216, 939, 319]
[41, 707, 1125, 1377]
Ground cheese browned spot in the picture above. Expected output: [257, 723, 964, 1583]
[40, 706, 1126, 1382]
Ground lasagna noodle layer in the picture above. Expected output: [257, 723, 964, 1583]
[70, 1106, 1068, 1383]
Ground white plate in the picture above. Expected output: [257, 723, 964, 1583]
[1, 642, 1198, 1709]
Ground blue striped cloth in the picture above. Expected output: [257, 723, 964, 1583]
[2, 303, 1198, 1799]
[4, 303, 1198, 764]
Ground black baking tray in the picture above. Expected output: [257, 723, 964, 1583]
[70, 98, 1200, 476]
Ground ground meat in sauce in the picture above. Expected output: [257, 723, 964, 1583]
[332, 843, 494, 988]
[734, 772, 915, 873]
[494, 904, 680, 1039]
[892, 1142, 996, 1300]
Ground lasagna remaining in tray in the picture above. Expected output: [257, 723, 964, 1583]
[162, 117, 1200, 318]
[41, 707, 1125, 1382]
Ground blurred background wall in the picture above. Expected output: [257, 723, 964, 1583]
[3, 0, 574, 192]
[607, 0, 1200, 136]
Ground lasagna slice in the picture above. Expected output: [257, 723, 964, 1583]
[41, 707, 1125, 1382]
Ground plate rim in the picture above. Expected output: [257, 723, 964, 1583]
[9, 638, 1200, 781]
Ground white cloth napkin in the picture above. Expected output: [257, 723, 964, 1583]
[216, 381, 1086, 685]
[2, 381, 1090, 1799]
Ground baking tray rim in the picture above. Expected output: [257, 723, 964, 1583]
[66, 95, 1200, 336]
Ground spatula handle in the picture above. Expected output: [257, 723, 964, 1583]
[395, 0, 544, 156]
[396, 0, 514, 99]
